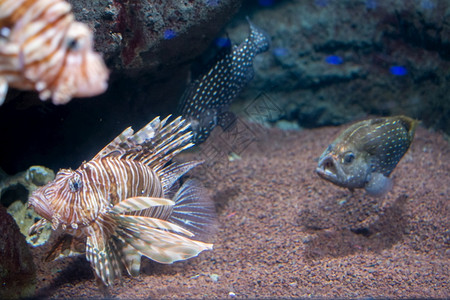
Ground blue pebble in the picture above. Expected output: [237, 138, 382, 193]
[365, 0, 377, 9]
[215, 37, 231, 48]
[420, 0, 435, 10]
[258, 0, 275, 7]
[272, 47, 289, 57]
[164, 29, 176, 40]
[325, 55, 343, 65]
[314, 0, 329, 7]
[206, 0, 220, 6]
[389, 66, 408, 76]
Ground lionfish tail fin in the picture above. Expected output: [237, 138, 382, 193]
[112, 214, 212, 265]
[169, 179, 217, 240]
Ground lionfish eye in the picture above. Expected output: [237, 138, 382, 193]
[69, 174, 82, 192]
[0, 27, 11, 39]
[343, 152, 355, 164]
[67, 38, 79, 50]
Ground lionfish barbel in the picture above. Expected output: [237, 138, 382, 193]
[316, 115, 417, 196]
[0, 0, 109, 105]
[28, 116, 215, 286]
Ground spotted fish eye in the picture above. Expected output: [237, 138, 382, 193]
[69, 173, 82, 192]
[343, 152, 355, 164]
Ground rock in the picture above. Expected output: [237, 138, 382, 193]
[70, 0, 243, 76]
[230, 0, 450, 133]
[0, 205, 36, 299]
[0, 166, 55, 246]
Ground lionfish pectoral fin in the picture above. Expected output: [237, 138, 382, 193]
[44, 233, 85, 262]
[0, 78, 8, 106]
[86, 234, 123, 287]
[120, 243, 142, 277]
[113, 215, 213, 264]
[111, 196, 175, 214]
[169, 179, 217, 238]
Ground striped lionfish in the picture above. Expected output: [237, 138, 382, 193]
[28, 116, 215, 286]
[316, 115, 417, 196]
[0, 0, 109, 105]
[178, 18, 270, 144]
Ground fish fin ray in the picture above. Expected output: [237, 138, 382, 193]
[86, 235, 122, 286]
[112, 196, 174, 215]
[92, 127, 135, 159]
[159, 160, 203, 191]
[169, 179, 217, 239]
[112, 214, 194, 237]
[44, 232, 85, 262]
[114, 218, 212, 264]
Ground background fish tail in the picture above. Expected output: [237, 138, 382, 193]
[178, 18, 270, 144]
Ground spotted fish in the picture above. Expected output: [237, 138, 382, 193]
[316, 115, 417, 196]
[28, 116, 215, 287]
[178, 18, 270, 143]
[0, 0, 109, 105]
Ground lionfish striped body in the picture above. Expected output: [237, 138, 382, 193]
[0, 0, 109, 105]
[28, 116, 215, 286]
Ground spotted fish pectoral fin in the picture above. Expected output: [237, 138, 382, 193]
[170, 179, 217, 239]
[113, 216, 213, 264]
[217, 111, 237, 131]
[365, 172, 393, 197]
[86, 234, 123, 287]
[0, 77, 8, 106]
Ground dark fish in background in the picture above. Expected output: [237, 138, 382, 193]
[316, 115, 418, 196]
[28, 116, 215, 287]
[178, 18, 270, 144]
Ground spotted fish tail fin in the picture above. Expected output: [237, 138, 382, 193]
[246, 16, 271, 56]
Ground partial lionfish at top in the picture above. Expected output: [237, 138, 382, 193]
[316, 115, 417, 196]
[178, 17, 270, 144]
[28, 116, 215, 287]
[0, 0, 109, 105]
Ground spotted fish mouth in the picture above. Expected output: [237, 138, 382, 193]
[316, 156, 338, 180]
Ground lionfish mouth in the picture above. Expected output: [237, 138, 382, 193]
[316, 156, 338, 180]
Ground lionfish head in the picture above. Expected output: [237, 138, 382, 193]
[47, 22, 109, 105]
[29, 168, 98, 231]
